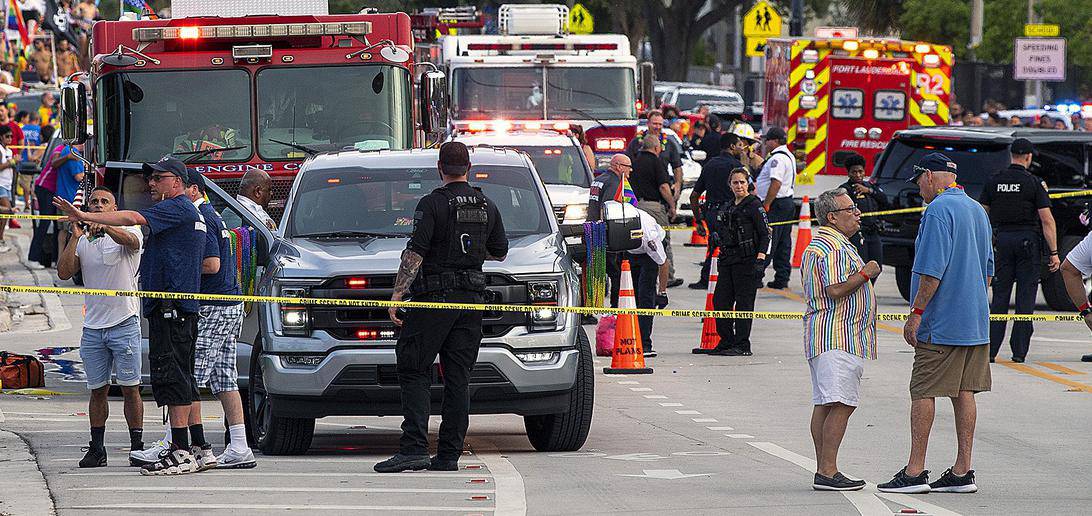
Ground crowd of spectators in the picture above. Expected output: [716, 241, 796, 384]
[949, 99, 1092, 132]
[3, 0, 97, 86]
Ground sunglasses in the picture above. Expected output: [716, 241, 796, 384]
[147, 173, 179, 183]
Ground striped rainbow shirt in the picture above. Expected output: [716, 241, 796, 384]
[800, 226, 877, 360]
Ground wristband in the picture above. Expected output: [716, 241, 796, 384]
[858, 270, 870, 281]
[1050, 251, 1058, 256]
[1079, 302, 1090, 316]
[911, 307, 924, 316]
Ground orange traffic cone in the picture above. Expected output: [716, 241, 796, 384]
[604, 260, 653, 374]
[684, 219, 708, 247]
[791, 195, 812, 268]
[692, 248, 721, 354]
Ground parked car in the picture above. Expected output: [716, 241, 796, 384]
[872, 126, 1092, 309]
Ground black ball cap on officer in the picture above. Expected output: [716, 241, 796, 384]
[376, 140, 508, 474]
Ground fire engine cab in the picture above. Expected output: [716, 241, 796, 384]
[763, 37, 952, 194]
[436, 4, 650, 167]
[60, 0, 447, 212]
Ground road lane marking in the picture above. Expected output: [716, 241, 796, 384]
[706, 426, 735, 431]
[468, 438, 527, 516]
[618, 469, 712, 480]
[71, 487, 494, 494]
[692, 418, 718, 423]
[748, 442, 817, 471]
[875, 493, 962, 516]
[629, 387, 653, 392]
[674, 410, 701, 415]
[66, 504, 494, 512]
[726, 434, 754, 439]
[659, 403, 684, 407]
[1038, 362, 1086, 375]
[643, 395, 669, 399]
[617, 381, 640, 384]
[997, 360, 1092, 392]
[842, 490, 893, 516]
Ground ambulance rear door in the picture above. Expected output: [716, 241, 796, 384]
[826, 57, 913, 175]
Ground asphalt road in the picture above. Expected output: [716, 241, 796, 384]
[2, 235, 1090, 515]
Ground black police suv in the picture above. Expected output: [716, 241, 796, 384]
[871, 127, 1092, 310]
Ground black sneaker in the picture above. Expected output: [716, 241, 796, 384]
[374, 453, 430, 473]
[1011, 356, 1025, 363]
[655, 293, 669, 309]
[428, 456, 459, 471]
[1082, 353, 1092, 362]
[79, 443, 107, 468]
[766, 282, 788, 290]
[813, 472, 866, 491]
[877, 466, 930, 493]
[687, 281, 708, 290]
[929, 468, 978, 493]
[666, 278, 684, 288]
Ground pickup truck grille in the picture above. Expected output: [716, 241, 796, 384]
[552, 205, 566, 224]
[309, 274, 530, 340]
[332, 363, 509, 387]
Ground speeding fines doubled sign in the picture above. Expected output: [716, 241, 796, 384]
[1013, 37, 1066, 81]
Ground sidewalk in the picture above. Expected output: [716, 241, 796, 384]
[0, 428, 56, 516]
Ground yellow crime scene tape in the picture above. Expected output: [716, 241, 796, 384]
[0, 284, 1081, 323]
[667, 189, 1092, 230]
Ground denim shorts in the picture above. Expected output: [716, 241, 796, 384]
[0, 186, 11, 200]
[79, 315, 142, 390]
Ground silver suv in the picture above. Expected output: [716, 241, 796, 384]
[249, 147, 596, 455]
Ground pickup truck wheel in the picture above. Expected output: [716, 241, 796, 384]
[896, 266, 912, 302]
[524, 327, 594, 452]
[248, 344, 314, 455]
[1043, 235, 1090, 311]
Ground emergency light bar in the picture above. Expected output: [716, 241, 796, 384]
[133, 22, 371, 42]
[460, 120, 571, 133]
[465, 42, 618, 52]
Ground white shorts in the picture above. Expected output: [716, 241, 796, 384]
[808, 349, 865, 407]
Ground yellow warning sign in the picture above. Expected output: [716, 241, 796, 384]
[746, 36, 768, 57]
[743, 1, 782, 38]
[1024, 23, 1060, 37]
[568, 3, 594, 34]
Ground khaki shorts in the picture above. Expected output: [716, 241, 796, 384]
[16, 174, 33, 197]
[910, 341, 991, 400]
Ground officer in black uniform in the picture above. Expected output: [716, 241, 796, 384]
[979, 138, 1060, 363]
[838, 153, 887, 273]
[377, 142, 508, 473]
[689, 132, 746, 290]
[707, 168, 770, 356]
[586, 154, 632, 308]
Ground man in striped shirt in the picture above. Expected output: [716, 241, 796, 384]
[800, 188, 880, 491]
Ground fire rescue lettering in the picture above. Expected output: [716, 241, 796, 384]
[998, 184, 1021, 192]
[839, 139, 887, 149]
[830, 64, 909, 76]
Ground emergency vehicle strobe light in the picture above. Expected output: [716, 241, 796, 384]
[465, 42, 618, 52]
[922, 54, 941, 67]
[133, 22, 372, 42]
[594, 138, 626, 151]
[842, 40, 859, 51]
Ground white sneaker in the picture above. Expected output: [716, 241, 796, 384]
[139, 447, 198, 476]
[215, 447, 257, 469]
[0, 241, 10, 253]
[190, 444, 218, 471]
[129, 439, 169, 467]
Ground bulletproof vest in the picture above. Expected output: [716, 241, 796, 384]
[439, 187, 490, 269]
[989, 167, 1039, 229]
[716, 199, 758, 261]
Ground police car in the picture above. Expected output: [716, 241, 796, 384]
[245, 147, 598, 455]
[450, 129, 595, 228]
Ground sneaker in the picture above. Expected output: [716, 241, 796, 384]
[1011, 356, 1025, 363]
[129, 439, 169, 467]
[877, 466, 930, 493]
[666, 278, 684, 289]
[766, 281, 788, 290]
[373, 453, 430, 473]
[78, 443, 107, 468]
[190, 443, 218, 471]
[139, 446, 198, 476]
[215, 447, 257, 469]
[428, 456, 459, 471]
[687, 281, 708, 290]
[0, 241, 10, 253]
[813, 472, 866, 491]
[710, 347, 744, 356]
[655, 292, 669, 309]
[929, 468, 978, 493]
[1082, 353, 1092, 363]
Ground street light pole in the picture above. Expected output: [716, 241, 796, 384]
[789, 0, 803, 37]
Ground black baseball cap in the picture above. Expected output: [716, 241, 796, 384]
[186, 167, 207, 192]
[438, 141, 471, 173]
[763, 126, 788, 142]
[1010, 137, 1035, 155]
[908, 152, 958, 183]
[141, 156, 188, 180]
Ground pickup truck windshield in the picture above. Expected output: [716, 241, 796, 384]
[98, 70, 252, 163]
[257, 65, 411, 159]
[288, 166, 552, 238]
[510, 146, 591, 187]
[452, 67, 635, 121]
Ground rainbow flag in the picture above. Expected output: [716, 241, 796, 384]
[615, 177, 638, 207]
[6, 0, 28, 46]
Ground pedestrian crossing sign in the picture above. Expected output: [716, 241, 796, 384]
[746, 37, 768, 57]
[743, 1, 782, 38]
[568, 3, 594, 35]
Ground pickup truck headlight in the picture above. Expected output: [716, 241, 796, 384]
[277, 284, 311, 337]
[527, 280, 563, 332]
[562, 204, 588, 223]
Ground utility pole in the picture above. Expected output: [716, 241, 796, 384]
[789, 0, 804, 37]
[1025, 0, 1042, 107]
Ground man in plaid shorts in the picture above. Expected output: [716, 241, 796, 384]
[186, 169, 254, 469]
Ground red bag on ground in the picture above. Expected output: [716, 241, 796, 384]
[0, 352, 45, 389]
[595, 315, 616, 357]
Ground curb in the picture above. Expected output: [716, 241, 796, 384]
[0, 429, 57, 516]
[10, 233, 70, 333]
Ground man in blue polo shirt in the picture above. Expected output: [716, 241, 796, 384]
[55, 156, 208, 476]
[878, 153, 994, 495]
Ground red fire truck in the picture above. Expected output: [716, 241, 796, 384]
[61, 0, 446, 211]
[763, 37, 952, 194]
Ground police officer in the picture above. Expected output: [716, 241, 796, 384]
[979, 138, 1060, 363]
[587, 154, 632, 307]
[377, 142, 508, 473]
[838, 153, 887, 271]
[755, 127, 796, 289]
[707, 168, 770, 356]
[689, 132, 746, 290]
